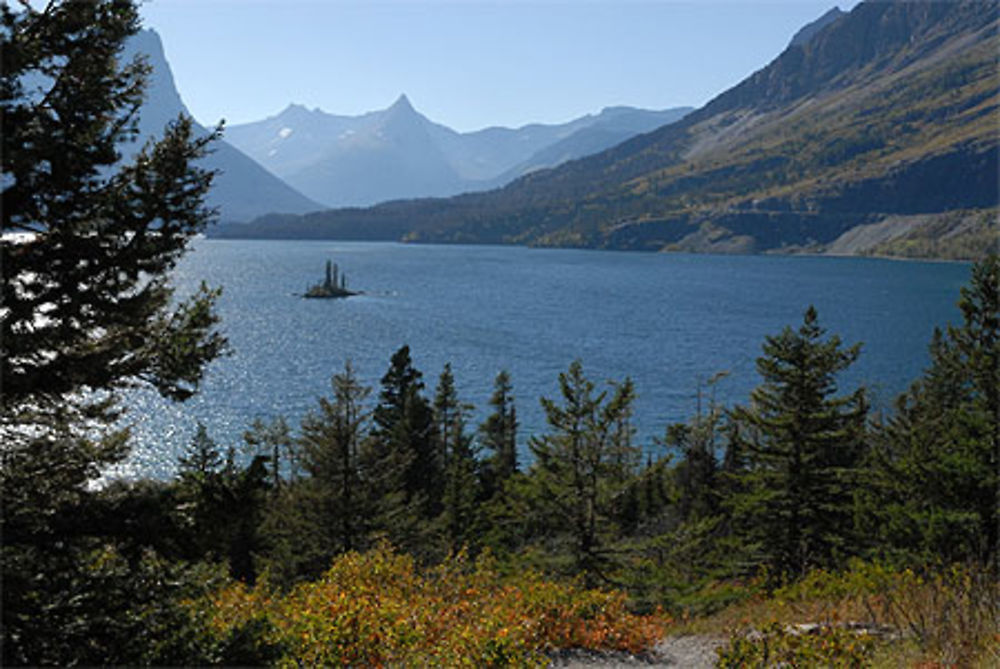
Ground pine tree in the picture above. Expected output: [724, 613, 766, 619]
[668, 372, 729, 524]
[174, 426, 268, 583]
[277, 362, 373, 577]
[525, 361, 641, 586]
[479, 370, 519, 501]
[728, 307, 867, 579]
[2, 4, 225, 423]
[434, 363, 479, 551]
[362, 346, 438, 553]
[370, 345, 441, 516]
[865, 255, 999, 568]
[1, 3, 226, 663]
[243, 416, 296, 490]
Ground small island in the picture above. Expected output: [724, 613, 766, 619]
[304, 260, 359, 299]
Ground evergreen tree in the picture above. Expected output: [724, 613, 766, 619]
[1, 3, 225, 663]
[434, 364, 479, 551]
[479, 370, 519, 501]
[299, 362, 370, 555]
[362, 346, 438, 553]
[727, 307, 867, 579]
[175, 426, 269, 583]
[668, 372, 729, 524]
[525, 361, 641, 586]
[1, 3, 225, 423]
[865, 255, 999, 568]
[175, 423, 227, 557]
[370, 345, 441, 517]
[244, 416, 296, 490]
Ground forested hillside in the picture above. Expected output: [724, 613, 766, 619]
[214, 1, 998, 260]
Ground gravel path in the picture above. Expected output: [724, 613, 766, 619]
[548, 635, 725, 668]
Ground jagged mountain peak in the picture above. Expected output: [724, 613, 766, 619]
[274, 102, 325, 121]
[215, 0, 998, 258]
[379, 93, 426, 126]
[389, 93, 415, 112]
[120, 29, 320, 221]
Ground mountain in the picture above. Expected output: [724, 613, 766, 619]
[489, 106, 693, 185]
[789, 7, 845, 47]
[121, 30, 320, 223]
[213, 1, 998, 260]
[225, 96, 691, 207]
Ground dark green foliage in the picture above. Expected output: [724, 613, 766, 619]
[270, 363, 372, 581]
[0, 2, 227, 664]
[665, 373, 729, 526]
[435, 363, 480, 551]
[523, 361, 641, 586]
[175, 425, 270, 582]
[2, 6, 226, 420]
[864, 255, 999, 568]
[727, 307, 868, 579]
[244, 416, 295, 490]
[371, 345, 441, 515]
[362, 345, 437, 552]
[479, 370, 519, 500]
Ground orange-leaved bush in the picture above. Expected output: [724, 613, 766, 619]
[200, 544, 671, 666]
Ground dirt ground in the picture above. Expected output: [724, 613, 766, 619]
[548, 635, 726, 668]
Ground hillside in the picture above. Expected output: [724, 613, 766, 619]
[212, 1, 999, 259]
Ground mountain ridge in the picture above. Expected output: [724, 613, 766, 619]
[212, 0, 998, 260]
[122, 30, 322, 223]
[225, 96, 691, 207]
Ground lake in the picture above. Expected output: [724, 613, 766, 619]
[118, 239, 971, 478]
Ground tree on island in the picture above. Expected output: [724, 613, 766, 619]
[1, 1, 226, 663]
[305, 259, 354, 297]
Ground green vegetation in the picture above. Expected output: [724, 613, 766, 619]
[2, 1, 226, 664]
[5, 254, 996, 665]
[4, 1, 998, 665]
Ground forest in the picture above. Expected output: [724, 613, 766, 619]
[2, 2, 998, 666]
[4, 253, 998, 665]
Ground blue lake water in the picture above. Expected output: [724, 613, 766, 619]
[119, 239, 971, 478]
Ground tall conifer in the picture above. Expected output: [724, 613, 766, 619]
[434, 364, 479, 551]
[728, 307, 867, 579]
[479, 370, 519, 500]
[525, 361, 640, 586]
[865, 255, 999, 568]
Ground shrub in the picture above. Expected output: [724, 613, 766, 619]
[198, 544, 672, 666]
[717, 621, 879, 668]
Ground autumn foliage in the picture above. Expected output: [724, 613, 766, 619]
[202, 544, 671, 666]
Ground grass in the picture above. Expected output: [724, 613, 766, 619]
[676, 560, 1000, 668]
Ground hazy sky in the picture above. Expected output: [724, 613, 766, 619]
[140, 0, 862, 132]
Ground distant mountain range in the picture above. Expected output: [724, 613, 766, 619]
[127, 29, 691, 219]
[224, 96, 691, 207]
[122, 31, 321, 223]
[213, 1, 999, 260]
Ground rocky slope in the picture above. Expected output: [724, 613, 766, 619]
[122, 30, 321, 223]
[213, 1, 998, 259]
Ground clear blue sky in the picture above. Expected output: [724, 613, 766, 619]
[140, 0, 862, 132]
